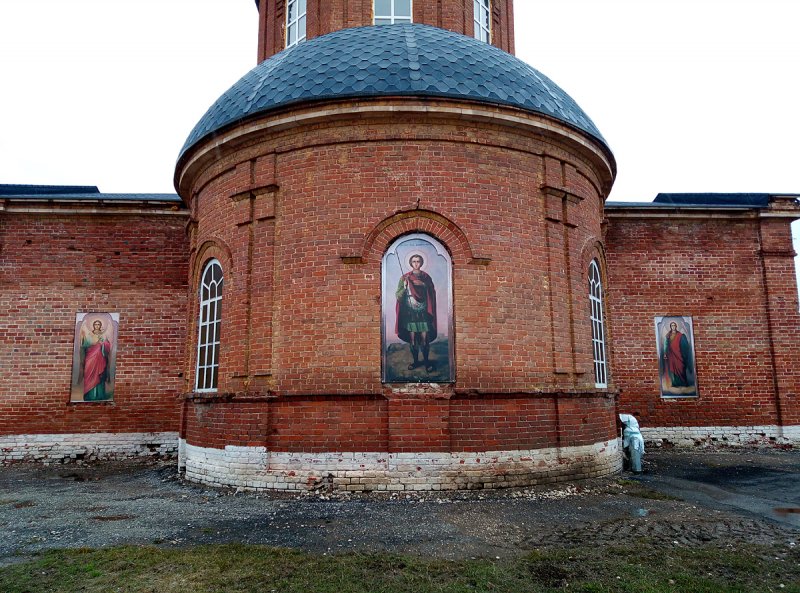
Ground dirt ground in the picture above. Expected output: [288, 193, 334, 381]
[1, 449, 798, 566]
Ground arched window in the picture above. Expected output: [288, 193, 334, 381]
[374, 0, 412, 25]
[589, 259, 608, 388]
[286, 0, 307, 48]
[196, 259, 223, 392]
[474, 0, 491, 43]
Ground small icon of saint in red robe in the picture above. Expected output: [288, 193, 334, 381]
[82, 320, 112, 401]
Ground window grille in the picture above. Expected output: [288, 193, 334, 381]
[589, 259, 608, 388]
[196, 259, 223, 391]
[473, 0, 491, 42]
[374, 0, 412, 25]
[286, 0, 307, 48]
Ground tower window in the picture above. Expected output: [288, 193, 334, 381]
[286, 0, 307, 48]
[474, 0, 491, 43]
[196, 259, 223, 392]
[374, 0, 412, 25]
[589, 259, 608, 388]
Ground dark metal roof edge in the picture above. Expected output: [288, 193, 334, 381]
[0, 184, 100, 196]
[605, 201, 756, 210]
[608, 194, 800, 211]
[2, 193, 183, 203]
[655, 192, 775, 198]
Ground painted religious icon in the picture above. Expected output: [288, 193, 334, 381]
[70, 312, 119, 402]
[382, 233, 454, 383]
[654, 316, 698, 397]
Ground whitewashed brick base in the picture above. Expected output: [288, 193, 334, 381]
[178, 437, 187, 470]
[0, 432, 179, 463]
[183, 439, 622, 491]
[642, 425, 800, 448]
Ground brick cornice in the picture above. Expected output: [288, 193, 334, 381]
[176, 99, 615, 198]
[761, 248, 797, 258]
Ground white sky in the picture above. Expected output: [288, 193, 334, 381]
[1, 0, 798, 285]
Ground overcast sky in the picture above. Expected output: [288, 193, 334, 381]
[1, 0, 798, 281]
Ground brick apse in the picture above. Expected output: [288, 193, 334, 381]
[2, 0, 799, 490]
[174, 13, 621, 490]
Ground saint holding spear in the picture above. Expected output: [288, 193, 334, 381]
[394, 253, 438, 372]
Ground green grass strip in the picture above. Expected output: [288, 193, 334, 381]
[1, 543, 798, 593]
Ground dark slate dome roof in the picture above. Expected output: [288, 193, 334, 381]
[179, 24, 608, 159]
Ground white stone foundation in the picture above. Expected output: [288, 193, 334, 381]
[642, 425, 800, 448]
[183, 439, 622, 492]
[178, 437, 187, 470]
[0, 432, 179, 463]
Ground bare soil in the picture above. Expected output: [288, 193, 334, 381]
[1, 449, 797, 566]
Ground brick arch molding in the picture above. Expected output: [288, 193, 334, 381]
[191, 239, 235, 291]
[358, 209, 486, 266]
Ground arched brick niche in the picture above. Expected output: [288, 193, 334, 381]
[176, 97, 618, 491]
[256, 0, 515, 61]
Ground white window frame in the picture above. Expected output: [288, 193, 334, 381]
[589, 259, 608, 388]
[195, 259, 223, 392]
[473, 0, 491, 43]
[286, 0, 307, 48]
[374, 0, 413, 25]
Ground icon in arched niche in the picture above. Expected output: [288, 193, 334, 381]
[382, 233, 454, 383]
[70, 312, 119, 402]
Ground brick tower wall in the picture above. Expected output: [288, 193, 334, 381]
[257, 0, 515, 61]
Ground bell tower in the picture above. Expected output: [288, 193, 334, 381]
[256, 0, 515, 61]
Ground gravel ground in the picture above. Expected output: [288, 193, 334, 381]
[1, 449, 798, 566]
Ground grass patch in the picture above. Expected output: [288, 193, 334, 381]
[1, 543, 798, 593]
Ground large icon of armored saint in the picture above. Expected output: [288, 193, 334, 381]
[382, 234, 454, 383]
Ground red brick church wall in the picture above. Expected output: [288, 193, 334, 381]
[605, 211, 800, 434]
[181, 394, 617, 453]
[0, 207, 189, 439]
